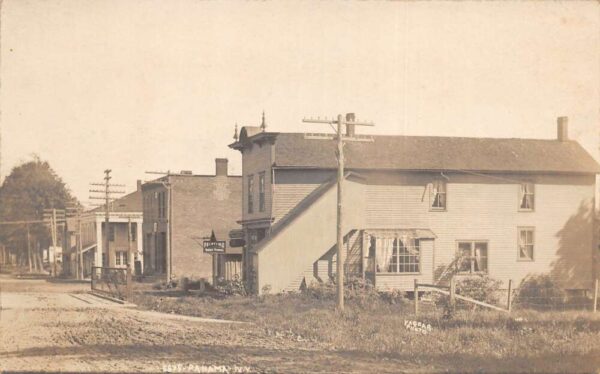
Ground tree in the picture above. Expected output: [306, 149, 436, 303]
[0, 156, 79, 271]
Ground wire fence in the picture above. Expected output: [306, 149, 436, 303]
[415, 279, 599, 315]
[512, 286, 597, 312]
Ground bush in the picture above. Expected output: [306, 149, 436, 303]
[215, 275, 249, 296]
[516, 274, 567, 310]
[304, 281, 336, 300]
[431, 275, 502, 318]
[379, 289, 409, 306]
[455, 274, 502, 306]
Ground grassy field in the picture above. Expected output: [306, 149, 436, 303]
[131, 283, 600, 373]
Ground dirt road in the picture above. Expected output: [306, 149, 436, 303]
[0, 274, 413, 373]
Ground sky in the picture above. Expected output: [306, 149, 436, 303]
[1, 0, 599, 205]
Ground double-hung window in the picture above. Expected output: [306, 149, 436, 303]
[457, 241, 488, 273]
[431, 180, 447, 210]
[247, 175, 254, 214]
[518, 227, 534, 261]
[519, 183, 534, 211]
[258, 172, 265, 212]
[116, 251, 128, 267]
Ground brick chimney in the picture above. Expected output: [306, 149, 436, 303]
[557, 116, 568, 142]
[346, 113, 356, 137]
[215, 158, 228, 176]
[137, 179, 142, 191]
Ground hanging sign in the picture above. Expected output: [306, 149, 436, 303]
[203, 230, 226, 253]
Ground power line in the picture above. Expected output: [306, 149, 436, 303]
[302, 113, 374, 311]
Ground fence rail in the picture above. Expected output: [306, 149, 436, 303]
[414, 278, 599, 315]
[91, 266, 132, 300]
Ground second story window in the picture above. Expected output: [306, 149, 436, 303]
[248, 175, 254, 214]
[130, 223, 137, 242]
[258, 172, 265, 212]
[430, 180, 447, 210]
[519, 183, 534, 211]
[108, 225, 115, 242]
[158, 191, 167, 218]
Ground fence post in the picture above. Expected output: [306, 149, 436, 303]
[91, 266, 95, 292]
[414, 279, 419, 316]
[594, 279, 598, 313]
[449, 275, 456, 312]
[126, 267, 133, 300]
[507, 279, 513, 313]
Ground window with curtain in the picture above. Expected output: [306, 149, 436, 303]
[519, 183, 534, 211]
[377, 237, 420, 273]
[518, 227, 534, 260]
[431, 180, 447, 210]
[457, 241, 488, 273]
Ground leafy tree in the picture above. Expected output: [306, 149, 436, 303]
[0, 156, 79, 270]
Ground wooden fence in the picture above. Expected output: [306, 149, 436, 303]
[91, 266, 132, 301]
[414, 278, 599, 315]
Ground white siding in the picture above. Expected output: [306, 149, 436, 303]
[366, 174, 596, 289]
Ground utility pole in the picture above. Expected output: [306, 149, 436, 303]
[302, 113, 374, 311]
[43, 208, 65, 276]
[66, 204, 83, 279]
[26, 224, 32, 273]
[89, 170, 125, 270]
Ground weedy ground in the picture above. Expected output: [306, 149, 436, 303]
[131, 283, 600, 373]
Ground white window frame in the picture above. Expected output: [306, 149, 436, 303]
[115, 251, 128, 267]
[376, 237, 421, 274]
[517, 227, 535, 261]
[456, 240, 489, 274]
[519, 183, 535, 211]
[430, 179, 447, 211]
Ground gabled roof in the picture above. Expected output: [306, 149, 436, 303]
[267, 133, 600, 174]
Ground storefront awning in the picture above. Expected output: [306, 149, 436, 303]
[364, 229, 436, 240]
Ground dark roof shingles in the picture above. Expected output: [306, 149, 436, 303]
[273, 133, 600, 174]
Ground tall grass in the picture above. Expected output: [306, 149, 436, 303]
[131, 284, 600, 361]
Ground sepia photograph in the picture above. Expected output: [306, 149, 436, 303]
[0, 1, 599, 373]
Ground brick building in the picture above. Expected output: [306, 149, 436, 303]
[142, 158, 242, 282]
[230, 116, 600, 294]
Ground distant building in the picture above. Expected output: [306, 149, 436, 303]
[142, 158, 242, 282]
[64, 183, 143, 278]
[230, 116, 600, 294]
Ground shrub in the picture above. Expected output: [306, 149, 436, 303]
[431, 275, 502, 318]
[215, 274, 249, 296]
[455, 274, 503, 305]
[379, 289, 409, 306]
[516, 274, 567, 310]
[304, 280, 336, 300]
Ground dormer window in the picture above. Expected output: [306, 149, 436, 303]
[519, 183, 534, 211]
[430, 180, 447, 210]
